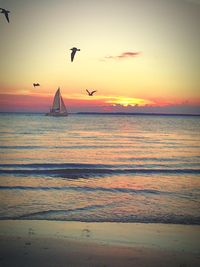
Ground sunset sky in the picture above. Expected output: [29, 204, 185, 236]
[0, 0, 200, 114]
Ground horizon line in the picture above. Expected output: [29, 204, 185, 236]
[0, 111, 200, 116]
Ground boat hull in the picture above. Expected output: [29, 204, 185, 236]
[45, 112, 68, 117]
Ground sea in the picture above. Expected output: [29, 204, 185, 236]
[0, 113, 200, 224]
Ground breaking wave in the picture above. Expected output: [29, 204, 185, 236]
[0, 163, 199, 179]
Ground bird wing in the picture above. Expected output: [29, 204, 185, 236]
[91, 90, 97, 95]
[71, 50, 76, 62]
[4, 12, 9, 23]
[86, 89, 90, 95]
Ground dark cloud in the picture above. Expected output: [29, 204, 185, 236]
[105, 51, 140, 60]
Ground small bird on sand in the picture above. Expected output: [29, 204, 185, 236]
[86, 89, 97, 96]
[70, 47, 80, 62]
[0, 8, 10, 23]
[33, 83, 40, 87]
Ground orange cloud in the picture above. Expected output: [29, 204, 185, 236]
[105, 51, 140, 60]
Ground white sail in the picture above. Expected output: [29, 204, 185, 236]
[46, 88, 68, 116]
[52, 88, 60, 111]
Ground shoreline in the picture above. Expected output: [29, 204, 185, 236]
[0, 220, 199, 267]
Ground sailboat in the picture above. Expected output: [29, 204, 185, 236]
[46, 88, 68, 116]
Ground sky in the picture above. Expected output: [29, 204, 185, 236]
[0, 0, 200, 114]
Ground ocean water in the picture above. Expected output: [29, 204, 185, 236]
[0, 113, 200, 224]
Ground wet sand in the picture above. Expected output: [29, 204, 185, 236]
[0, 220, 199, 267]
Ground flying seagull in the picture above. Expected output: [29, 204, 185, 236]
[0, 8, 10, 23]
[70, 47, 80, 62]
[33, 83, 40, 87]
[86, 89, 97, 96]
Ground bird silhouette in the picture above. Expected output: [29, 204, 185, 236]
[33, 83, 40, 87]
[86, 89, 97, 96]
[70, 47, 80, 62]
[0, 8, 10, 23]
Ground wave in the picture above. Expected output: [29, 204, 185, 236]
[1, 208, 200, 225]
[0, 185, 169, 195]
[0, 163, 199, 178]
[0, 163, 200, 178]
[0, 163, 113, 169]
[0, 145, 127, 150]
[0, 168, 199, 178]
[1, 185, 197, 205]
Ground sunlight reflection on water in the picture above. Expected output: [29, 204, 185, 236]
[0, 113, 200, 223]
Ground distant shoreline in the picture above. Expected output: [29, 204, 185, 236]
[0, 111, 200, 116]
[77, 112, 200, 116]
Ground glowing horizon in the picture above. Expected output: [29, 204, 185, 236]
[1, 90, 200, 115]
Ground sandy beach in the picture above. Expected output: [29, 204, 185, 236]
[0, 220, 199, 267]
